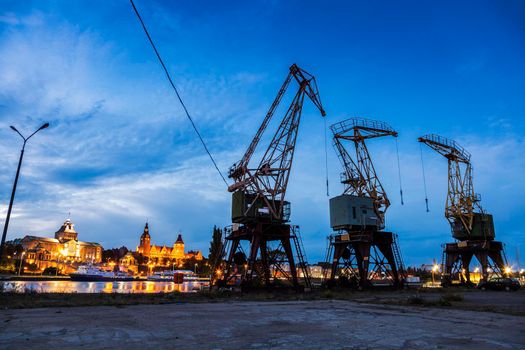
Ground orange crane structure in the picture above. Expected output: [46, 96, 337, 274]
[216, 64, 325, 290]
[326, 118, 405, 289]
[418, 134, 507, 285]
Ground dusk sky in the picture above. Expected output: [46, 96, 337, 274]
[0, 0, 524, 266]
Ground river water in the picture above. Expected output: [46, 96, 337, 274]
[0, 280, 208, 293]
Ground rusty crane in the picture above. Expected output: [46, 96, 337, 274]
[326, 117, 405, 289]
[216, 64, 325, 290]
[418, 134, 507, 285]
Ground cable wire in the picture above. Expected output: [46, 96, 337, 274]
[419, 142, 430, 212]
[395, 138, 404, 205]
[323, 117, 330, 196]
[130, 0, 228, 186]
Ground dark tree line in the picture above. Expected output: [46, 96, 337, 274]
[101, 246, 129, 262]
[208, 225, 224, 268]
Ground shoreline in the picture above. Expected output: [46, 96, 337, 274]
[0, 275, 156, 282]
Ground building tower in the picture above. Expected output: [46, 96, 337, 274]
[173, 233, 184, 259]
[55, 218, 79, 243]
[138, 223, 151, 256]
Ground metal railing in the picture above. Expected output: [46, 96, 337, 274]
[420, 134, 471, 161]
[331, 117, 395, 136]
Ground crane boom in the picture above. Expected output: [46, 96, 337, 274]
[228, 64, 325, 221]
[331, 117, 397, 228]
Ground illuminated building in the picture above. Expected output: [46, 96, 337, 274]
[136, 223, 203, 266]
[19, 218, 103, 271]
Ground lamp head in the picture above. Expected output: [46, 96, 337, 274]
[39, 122, 50, 130]
[10, 126, 18, 132]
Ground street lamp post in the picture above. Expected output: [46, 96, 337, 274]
[0, 123, 49, 260]
[18, 251, 26, 276]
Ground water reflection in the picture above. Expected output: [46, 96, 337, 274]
[0, 280, 208, 294]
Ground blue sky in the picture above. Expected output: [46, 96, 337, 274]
[0, 0, 524, 266]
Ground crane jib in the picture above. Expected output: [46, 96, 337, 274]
[229, 64, 325, 221]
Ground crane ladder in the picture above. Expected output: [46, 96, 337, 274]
[291, 226, 312, 288]
[392, 234, 406, 277]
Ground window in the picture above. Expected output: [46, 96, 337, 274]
[352, 207, 356, 219]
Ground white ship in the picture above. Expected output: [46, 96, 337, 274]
[147, 270, 176, 281]
[70, 265, 134, 281]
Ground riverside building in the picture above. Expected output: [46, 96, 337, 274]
[20, 218, 102, 272]
[135, 223, 203, 266]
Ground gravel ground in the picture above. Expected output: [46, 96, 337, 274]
[1, 299, 524, 349]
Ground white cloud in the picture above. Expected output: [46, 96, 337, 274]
[0, 12, 44, 26]
[0, 10, 523, 267]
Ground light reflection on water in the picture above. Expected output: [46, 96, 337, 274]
[0, 280, 208, 294]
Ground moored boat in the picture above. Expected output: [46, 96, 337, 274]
[70, 265, 134, 281]
[147, 270, 175, 281]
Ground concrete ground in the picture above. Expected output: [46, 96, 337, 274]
[1, 299, 524, 349]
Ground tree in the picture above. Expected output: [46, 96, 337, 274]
[208, 225, 224, 268]
[1, 243, 23, 265]
[102, 246, 130, 263]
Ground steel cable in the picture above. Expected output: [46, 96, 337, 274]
[419, 142, 430, 212]
[395, 138, 404, 205]
[323, 117, 330, 196]
[130, 0, 228, 187]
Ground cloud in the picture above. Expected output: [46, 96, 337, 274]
[0, 12, 44, 27]
[0, 11, 262, 249]
[0, 8, 523, 268]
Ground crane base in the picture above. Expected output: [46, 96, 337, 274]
[441, 240, 507, 286]
[216, 223, 309, 290]
[327, 231, 404, 289]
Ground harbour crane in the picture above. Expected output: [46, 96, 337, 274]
[327, 117, 405, 289]
[217, 64, 325, 290]
[418, 134, 507, 284]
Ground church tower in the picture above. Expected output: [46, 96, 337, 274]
[138, 223, 151, 256]
[173, 233, 185, 259]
